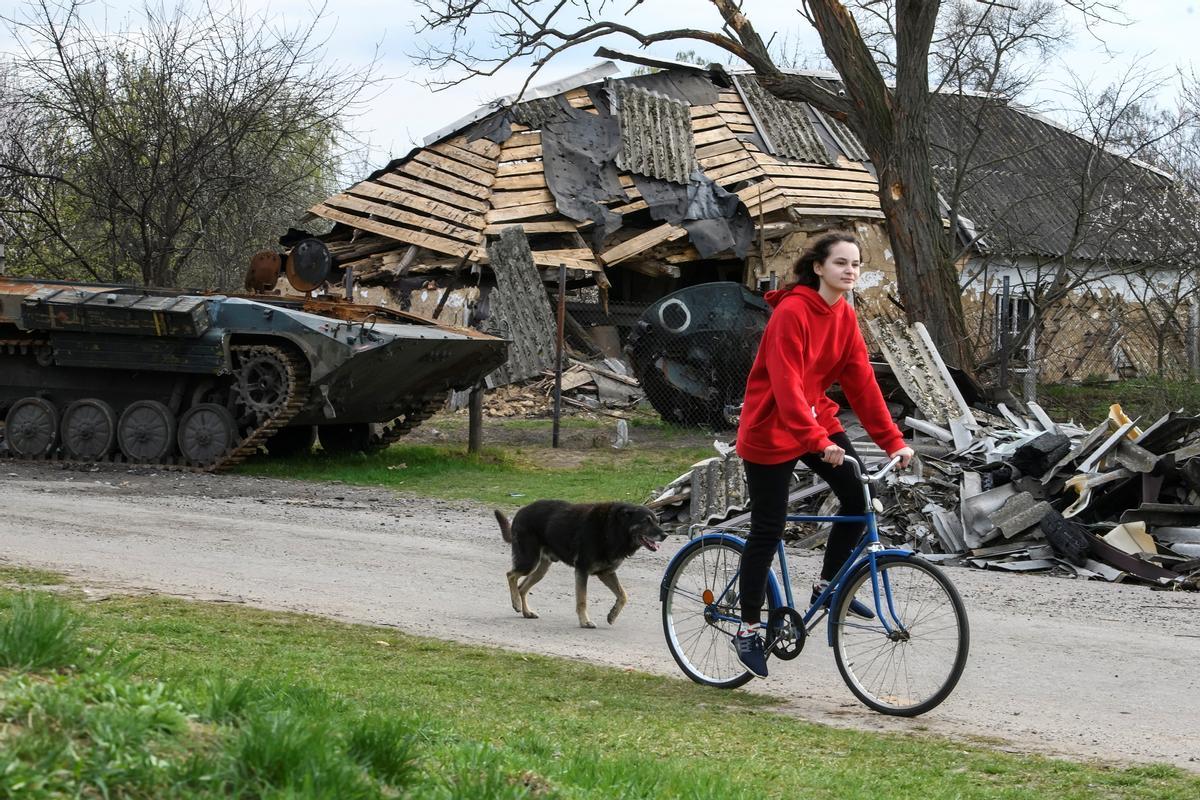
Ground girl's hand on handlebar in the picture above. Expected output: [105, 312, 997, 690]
[889, 446, 915, 469]
[822, 444, 845, 466]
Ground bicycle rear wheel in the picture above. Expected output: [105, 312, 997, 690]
[662, 536, 775, 689]
[831, 555, 969, 716]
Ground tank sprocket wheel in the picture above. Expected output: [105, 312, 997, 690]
[5, 397, 60, 458]
[62, 398, 117, 460]
[117, 400, 177, 463]
[233, 348, 292, 421]
[177, 403, 238, 466]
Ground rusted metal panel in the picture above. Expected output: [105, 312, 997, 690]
[20, 287, 211, 337]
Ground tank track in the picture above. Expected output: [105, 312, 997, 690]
[370, 395, 448, 450]
[0, 343, 308, 473]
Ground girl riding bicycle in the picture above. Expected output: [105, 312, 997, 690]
[732, 231, 914, 678]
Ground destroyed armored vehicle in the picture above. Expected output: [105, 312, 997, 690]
[626, 282, 769, 429]
[0, 252, 507, 469]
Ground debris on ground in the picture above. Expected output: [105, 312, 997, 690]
[647, 323, 1200, 590]
[475, 357, 645, 419]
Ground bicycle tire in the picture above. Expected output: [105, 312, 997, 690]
[661, 536, 777, 689]
[831, 555, 969, 716]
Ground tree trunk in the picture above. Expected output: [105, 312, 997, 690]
[762, 0, 975, 373]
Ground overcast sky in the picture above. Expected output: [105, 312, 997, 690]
[3, 1, 1197, 175]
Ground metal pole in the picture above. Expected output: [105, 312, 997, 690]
[552, 263, 566, 448]
[998, 275, 1011, 391]
[468, 383, 483, 453]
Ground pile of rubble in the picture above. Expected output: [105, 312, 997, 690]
[648, 323, 1200, 590]
[479, 357, 645, 418]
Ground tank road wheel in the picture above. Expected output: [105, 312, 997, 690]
[117, 400, 177, 463]
[265, 425, 316, 457]
[318, 422, 373, 455]
[178, 403, 237, 466]
[62, 399, 117, 460]
[5, 398, 59, 458]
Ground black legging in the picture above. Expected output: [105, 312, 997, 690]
[739, 432, 868, 624]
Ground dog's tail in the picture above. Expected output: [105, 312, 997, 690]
[494, 509, 513, 543]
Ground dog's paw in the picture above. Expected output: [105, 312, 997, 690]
[580, 620, 596, 629]
[606, 609, 621, 625]
[522, 609, 539, 619]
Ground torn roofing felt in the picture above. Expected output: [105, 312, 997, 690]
[467, 76, 753, 259]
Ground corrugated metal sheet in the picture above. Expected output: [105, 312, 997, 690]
[688, 455, 750, 527]
[814, 108, 871, 162]
[927, 93, 1181, 260]
[482, 228, 556, 387]
[611, 82, 695, 184]
[732, 75, 833, 165]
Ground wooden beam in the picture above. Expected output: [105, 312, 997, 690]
[492, 172, 548, 191]
[485, 200, 561, 224]
[398, 160, 494, 199]
[489, 188, 556, 209]
[373, 172, 489, 213]
[483, 220, 579, 234]
[429, 141, 497, 173]
[413, 150, 494, 187]
[322, 194, 482, 245]
[311, 206, 477, 258]
[599, 224, 687, 266]
[345, 182, 485, 229]
[498, 144, 542, 162]
[696, 138, 746, 160]
[496, 160, 545, 177]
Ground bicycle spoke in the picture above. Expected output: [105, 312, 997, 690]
[832, 557, 968, 716]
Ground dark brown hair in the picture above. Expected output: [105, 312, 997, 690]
[787, 231, 860, 290]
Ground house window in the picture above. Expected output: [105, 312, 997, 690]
[995, 294, 1033, 354]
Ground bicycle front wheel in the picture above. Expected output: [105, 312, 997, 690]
[832, 555, 969, 716]
[662, 537, 772, 689]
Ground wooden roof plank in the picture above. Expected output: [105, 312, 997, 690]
[323, 193, 483, 245]
[399, 160, 494, 198]
[413, 150, 494, 187]
[373, 172, 489, 213]
[345, 182, 485, 230]
[311, 206, 479, 258]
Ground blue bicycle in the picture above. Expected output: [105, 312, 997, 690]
[660, 456, 969, 716]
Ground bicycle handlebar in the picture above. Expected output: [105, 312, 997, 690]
[845, 455, 903, 484]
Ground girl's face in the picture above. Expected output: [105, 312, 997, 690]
[813, 241, 861, 295]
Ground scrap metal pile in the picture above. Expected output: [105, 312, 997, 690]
[648, 322, 1200, 590]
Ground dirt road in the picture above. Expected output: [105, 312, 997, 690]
[1, 464, 1197, 770]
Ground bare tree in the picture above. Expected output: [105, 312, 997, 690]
[411, 0, 1122, 373]
[0, 0, 375, 288]
[961, 65, 1198, 393]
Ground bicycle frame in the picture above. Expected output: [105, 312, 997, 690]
[682, 456, 911, 646]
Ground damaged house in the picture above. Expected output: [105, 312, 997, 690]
[288, 53, 1198, 412]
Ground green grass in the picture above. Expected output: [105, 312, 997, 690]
[0, 592, 85, 670]
[238, 442, 714, 506]
[0, 565, 65, 586]
[1, 582, 1197, 799]
[1040, 378, 1200, 427]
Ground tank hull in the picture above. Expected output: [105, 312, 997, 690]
[0, 278, 508, 467]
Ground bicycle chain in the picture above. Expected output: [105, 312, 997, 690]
[0, 343, 308, 473]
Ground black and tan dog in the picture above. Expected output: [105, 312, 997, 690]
[494, 500, 667, 628]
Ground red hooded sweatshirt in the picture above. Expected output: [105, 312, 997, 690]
[736, 285, 905, 465]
